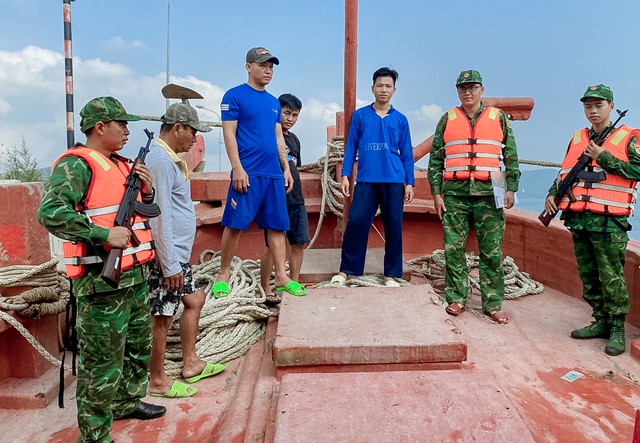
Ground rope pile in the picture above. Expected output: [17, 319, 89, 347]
[162, 250, 273, 378]
[0, 257, 72, 371]
[315, 273, 410, 289]
[0, 258, 69, 318]
[405, 249, 544, 317]
[300, 136, 346, 248]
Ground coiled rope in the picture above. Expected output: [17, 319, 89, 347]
[162, 250, 273, 378]
[0, 258, 72, 370]
[300, 136, 346, 247]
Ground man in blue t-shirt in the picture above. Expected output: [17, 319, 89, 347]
[332, 67, 415, 287]
[215, 47, 306, 298]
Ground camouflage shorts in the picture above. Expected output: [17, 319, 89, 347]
[148, 261, 197, 316]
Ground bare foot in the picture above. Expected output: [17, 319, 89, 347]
[148, 375, 176, 395]
[182, 360, 207, 380]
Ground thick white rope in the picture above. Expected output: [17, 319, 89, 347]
[162, 250, 273, 378]
[0, 309, 72, 371]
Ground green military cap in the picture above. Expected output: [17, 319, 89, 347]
[456, 70, 483, 86]
[580, 84, 614, 103]
[80, 96, 141, 133]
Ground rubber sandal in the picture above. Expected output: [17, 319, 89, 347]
[150, 380, 198, 398]
[485, 311, 509, 324]
[212, 281, 229, 299]
[330, 274, 346, 286]
[445, 302, 466, 316]
[276, 280, 307, 296]
[184, 362, 228, 383]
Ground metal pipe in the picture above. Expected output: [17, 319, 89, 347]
[63, 0, 75, 149]
[341, 0, 358, 232]
[166, 0, 171, 109]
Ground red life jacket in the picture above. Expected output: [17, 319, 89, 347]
[557, 125, 638, 216]
[52, 147, 155, 279]
[443, 106, 505, 181]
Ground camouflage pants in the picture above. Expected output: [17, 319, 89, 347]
[75, 281, 152, 443]
[572, 229, 630, 321]
[442, 195, 505, 311]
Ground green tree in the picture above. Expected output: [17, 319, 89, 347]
[0, 136, 44, 182]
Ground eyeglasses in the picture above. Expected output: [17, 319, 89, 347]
[457, 85, 481, 93]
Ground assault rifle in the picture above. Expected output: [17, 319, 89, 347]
[101, 129, 161, 288]
[538, 109, 628, 227]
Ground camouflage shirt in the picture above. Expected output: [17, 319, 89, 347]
[37, 147, 149, 295]
[546, 125, 640, 232]
[428, 102, 520, 197]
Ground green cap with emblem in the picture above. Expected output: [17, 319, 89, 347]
[79, 96, 141, 133]
[456, 70, 483, 86]
[580, 84, 614, 103]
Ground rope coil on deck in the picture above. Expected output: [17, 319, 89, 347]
[0, 257, 69, 318]
[300, 136, 346, 248]
[0, 258, 72, 371]
[162, 250, 273, 378]
[406, 249, 544, 321]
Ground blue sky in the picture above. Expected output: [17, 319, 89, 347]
[2, 0, 640, 173]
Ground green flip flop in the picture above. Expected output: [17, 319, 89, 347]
[184, 362, 228, 383]
[212, 281, 229, 299]
[276, 280, 306, 296]
[150, 380, 198, 398]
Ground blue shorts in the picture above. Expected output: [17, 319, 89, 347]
[222, 175, 290, 231]
[264, 204, 310, 246]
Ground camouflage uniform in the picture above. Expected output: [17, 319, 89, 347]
[547, 128, 640, 326]
[37, 98, 153, 443]
[428, 100, 520, 312]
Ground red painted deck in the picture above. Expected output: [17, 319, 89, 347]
[2, 282, 639, 442]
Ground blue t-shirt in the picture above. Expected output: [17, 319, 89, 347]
[221, 83, 282, 177]
[342, 104, 415, 185]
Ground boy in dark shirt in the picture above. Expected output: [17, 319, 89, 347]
[260, 94, 310, 296]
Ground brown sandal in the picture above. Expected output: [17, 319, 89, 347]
[485, 311, 508, 324]
[445, 302, 466, 316]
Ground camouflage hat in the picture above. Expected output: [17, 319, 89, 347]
[161, 102, 212, 133]
[80, 97, 141, 133]
[580, 84, 614, 103]
[246, 47, 280, 65]
[456, 70, 483, 86]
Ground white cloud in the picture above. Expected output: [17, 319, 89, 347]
[103, 36, 146, 51]
[0, 98, 11, 116]
[0, 45, 444, 173]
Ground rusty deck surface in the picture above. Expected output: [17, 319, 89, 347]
[1, 282, 639, 442]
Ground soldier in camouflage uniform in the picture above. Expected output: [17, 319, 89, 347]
[545, 84, 640, 356]
[37, 97, 166, 443]
[428, 70, 520, 324]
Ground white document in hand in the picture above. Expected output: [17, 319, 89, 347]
[491, 171, 518, 208]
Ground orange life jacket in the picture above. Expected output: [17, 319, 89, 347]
[53, 147, 155, 279]
[558, 125, 638, 216]
[443, 106, 505, 181]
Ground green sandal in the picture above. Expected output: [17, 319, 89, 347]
[212, 281, 229, 299]
[150, 380, 198, 398]
[276, 280, 306, 296]
[184, 362, 228, 383]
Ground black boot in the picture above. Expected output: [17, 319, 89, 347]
[114, 402, 167, 420]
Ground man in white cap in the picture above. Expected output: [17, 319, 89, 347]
[146, 102, 227, 398]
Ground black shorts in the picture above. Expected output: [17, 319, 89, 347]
[264, 204, 310, 246]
